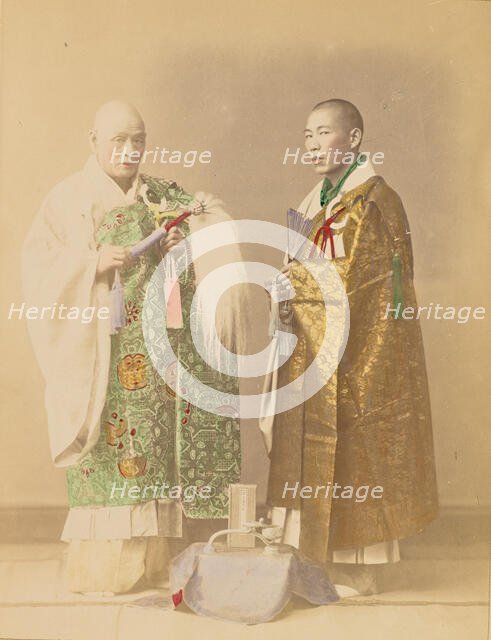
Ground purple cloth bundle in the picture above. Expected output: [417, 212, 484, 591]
[171, 542, 339, 624]
[129, 227, 167, 258]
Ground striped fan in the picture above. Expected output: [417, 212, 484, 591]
[287, 208, 315, 259]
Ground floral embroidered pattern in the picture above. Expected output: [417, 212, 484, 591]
[66, 177, 240, 517]
[104, 412, 127, 446]
[125, 300, 140, 325]
[101, 212, 125, 230]
[117, 353, 147, 390]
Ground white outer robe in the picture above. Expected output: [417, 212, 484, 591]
[22, 155, 247, 469]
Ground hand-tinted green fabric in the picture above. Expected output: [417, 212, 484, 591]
[66, 176, 240, 518]
[319, 154, 367, 207]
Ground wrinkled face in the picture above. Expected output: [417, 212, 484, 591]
[304, 107, 358, 177]
[91, 110, 146, 185]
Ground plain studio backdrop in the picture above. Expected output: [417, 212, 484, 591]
[0, 0, 489, 514]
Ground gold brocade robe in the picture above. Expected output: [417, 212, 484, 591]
[267, 176, 439, 563]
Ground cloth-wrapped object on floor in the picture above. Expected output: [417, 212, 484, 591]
[170, 542, 339, 624]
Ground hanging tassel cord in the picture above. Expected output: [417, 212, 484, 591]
[109, 268, 125, 334]
[113, 211, 193, 334]
[309, 206, 346, 258]
[161, 211, 195, 330]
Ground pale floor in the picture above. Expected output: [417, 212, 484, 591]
[0, 539, 489, 640]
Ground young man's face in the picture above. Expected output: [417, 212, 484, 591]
[304, 107, 357, 178]
[91, 114, 146, 185]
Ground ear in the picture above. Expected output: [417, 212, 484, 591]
[88, 129, 97, 153]
[349, 127, 362, 149]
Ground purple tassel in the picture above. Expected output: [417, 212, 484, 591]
[110, 270, 125, 334]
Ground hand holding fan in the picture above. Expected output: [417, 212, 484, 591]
[286, 208, 315, 260]
[269, 209, 315, 356]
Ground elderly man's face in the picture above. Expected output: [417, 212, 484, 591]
[91, 110, 146, 187]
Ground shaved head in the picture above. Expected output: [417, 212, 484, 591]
[89, 100, 146, 192]
[312, 99, 364, 139]
[304, 99, 364, 181]
[93, 100, 144, 134]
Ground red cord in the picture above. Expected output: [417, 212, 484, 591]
[164, 210, 192, 232]
[310, 206, 346, 258]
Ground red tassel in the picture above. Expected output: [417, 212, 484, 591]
[172, 589, 183, 608]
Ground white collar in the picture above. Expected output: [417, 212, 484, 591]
[298, 158, 377, 220]
[83, 154, 139, 206]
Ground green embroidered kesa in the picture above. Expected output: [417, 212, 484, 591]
[66, 175, 240, 518]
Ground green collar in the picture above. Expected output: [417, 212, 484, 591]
[319, 153, 367, 207]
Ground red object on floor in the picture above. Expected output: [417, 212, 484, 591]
[172, 589, 183, 608]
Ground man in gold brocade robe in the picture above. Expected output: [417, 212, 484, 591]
[265, 100, 439, 596]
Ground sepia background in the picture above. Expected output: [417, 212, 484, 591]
[1, 0, 490, 522]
